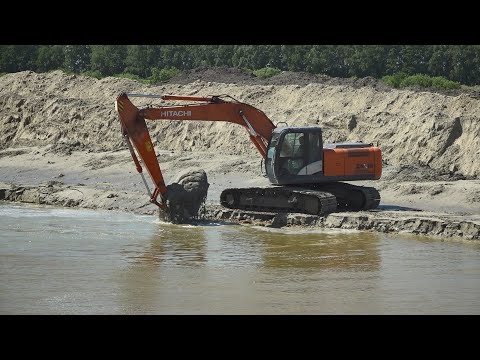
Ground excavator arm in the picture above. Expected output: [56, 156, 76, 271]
[115, 92, 276, 208]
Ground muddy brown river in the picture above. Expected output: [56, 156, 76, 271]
[1, 202, 479, 314]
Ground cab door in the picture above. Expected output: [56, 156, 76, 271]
[268, 128, 324, 185]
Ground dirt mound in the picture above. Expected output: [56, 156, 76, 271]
[168, 66, 256, 85]
[167, 67, 480, 97]
[381, 164, 472, 182]
[167, 67, 392, 90]
[260, 72, 391, 91]
[260, 71, 324, 86]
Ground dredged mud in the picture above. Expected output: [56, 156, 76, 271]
[158, 168, 209, 224]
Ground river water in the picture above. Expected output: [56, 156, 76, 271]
[1, 202, 479, 314]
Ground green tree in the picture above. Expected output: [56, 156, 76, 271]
[1, 44, 479, 85]
[0, 45, 38, 73]
[125, 45, 160, 78]
[305, 45, 324, 73]
[215, 45, 234, 67]
[91, 45, 127, 76]
[427, 45, 451, 77]
[63, 45, 91, 73]
[448, 45, 480, 85]
[281, 45, 308, 72]
[232, 45, 247, 68]
[264, 45, 283, 69]
[303, 45, 349, 77]
[347, 45, 387, 78]
[385, 45, 403, 74]
[36, 45, 64, 72]
[399, 45, 420, 74]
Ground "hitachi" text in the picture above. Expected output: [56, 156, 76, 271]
[161, 110, 192, 117]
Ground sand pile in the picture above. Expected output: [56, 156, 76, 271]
[0, 69, 479, 179]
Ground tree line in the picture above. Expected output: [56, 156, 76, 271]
[1, 45, 479, 86]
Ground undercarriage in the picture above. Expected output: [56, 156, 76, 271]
[220, 182, 380, 216]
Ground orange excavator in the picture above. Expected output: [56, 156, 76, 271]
[115, 92, 382, 215]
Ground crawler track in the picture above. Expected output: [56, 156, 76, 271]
[220, 183, 380, 215]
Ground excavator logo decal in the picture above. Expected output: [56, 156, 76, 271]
[145, 141, 152, 152]
[160, 110, 192, 117]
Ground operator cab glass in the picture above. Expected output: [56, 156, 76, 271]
[265, 127, 324, 185]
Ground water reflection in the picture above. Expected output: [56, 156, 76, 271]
[118, 222, 384, 314]
[132, 223, 208, 267]
[125, 220, 382, 272]
[254, 229, 382, 271]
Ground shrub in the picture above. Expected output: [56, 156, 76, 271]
[382, 72, 461, 90]
[430, 76, 461, 89]
[149, 67, 180, 84]
[400, 74, 433, 88]
[81, 70, 103, 79]
[253, 67, 281, 78]
[113, 73, 149, 84]
[381, 72, 408, 88]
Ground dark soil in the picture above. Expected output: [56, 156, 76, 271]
[167, 66, 479, 97]
[382, 164, 471, 182]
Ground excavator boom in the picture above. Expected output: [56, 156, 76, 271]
[115, 92, 275, 208]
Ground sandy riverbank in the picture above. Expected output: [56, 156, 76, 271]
[0, 145, 479, 240]
[0, 69, 479, 240]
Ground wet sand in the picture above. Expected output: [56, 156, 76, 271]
[1, 146, 479, 240]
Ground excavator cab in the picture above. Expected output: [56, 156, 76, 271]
[265, 126, 382, 186]
[265, 127, 324, 185]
